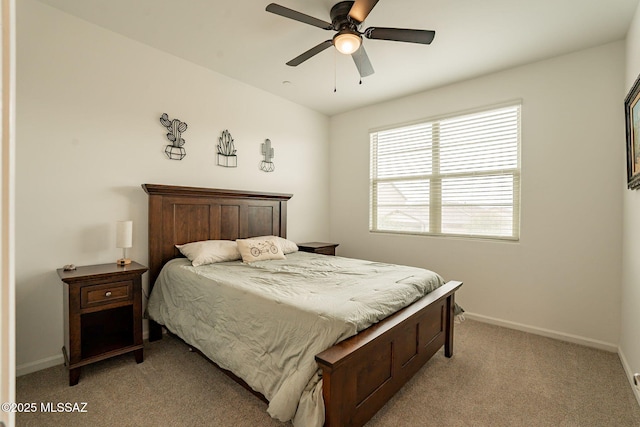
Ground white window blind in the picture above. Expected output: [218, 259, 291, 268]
[370, 104, 521, 240]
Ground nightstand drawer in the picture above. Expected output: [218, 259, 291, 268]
[313, 247, 337, 256]
[81, 281, 132, 309]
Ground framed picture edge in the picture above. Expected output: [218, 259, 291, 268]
[625, 72, 640, 190]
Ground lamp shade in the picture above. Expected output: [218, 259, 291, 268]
[333, 30, 361, 55]
[116, 220, 133, 249]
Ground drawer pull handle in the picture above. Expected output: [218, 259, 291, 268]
[105, 291, 112, 297]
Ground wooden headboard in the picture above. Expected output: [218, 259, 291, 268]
[142, 183, 292, 339]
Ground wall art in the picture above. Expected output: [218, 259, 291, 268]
[625, 73, 640, 189]
[217, 129, 237, 167]
[260, 139, 275, 172]
[160, 113, 187, 160]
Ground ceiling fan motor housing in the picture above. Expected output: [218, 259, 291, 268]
[331, 1, 359, 28]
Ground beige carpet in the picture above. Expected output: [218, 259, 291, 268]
[16, 320, 640, 426]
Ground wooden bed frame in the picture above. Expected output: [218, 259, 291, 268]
[142, 183, 462, 427]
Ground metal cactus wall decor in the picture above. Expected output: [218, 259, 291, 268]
[260, 139, 275, 172]
[160, 113, 187, 160]
[217, 129, 237, 167]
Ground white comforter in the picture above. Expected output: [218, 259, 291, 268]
[147, 252, 444, 426]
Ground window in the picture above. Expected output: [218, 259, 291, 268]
[370, 104, 521, 240]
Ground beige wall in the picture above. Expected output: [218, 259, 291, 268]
[329, 41, 625, 349]
[15, 0, 330, 373]
[621, 0, 640, 405]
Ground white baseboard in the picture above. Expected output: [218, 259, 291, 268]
[17, 327, 150, 377]
[618, 347, 640, 407]
[16, 354, 64, 377]
[463, 312, 618, 353]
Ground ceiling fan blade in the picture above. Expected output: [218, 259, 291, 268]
[266, 3, 333, 30]
[351, 45, 374, 77]
[348, 0, 379, 23]
[366, 27, 436, 44]
[286, 40, 333, 66]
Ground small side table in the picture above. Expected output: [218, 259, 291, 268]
[297, 242, 339, 256]
[57, 261, 148, 386]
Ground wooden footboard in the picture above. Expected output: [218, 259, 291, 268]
[316, 280, 462, 427]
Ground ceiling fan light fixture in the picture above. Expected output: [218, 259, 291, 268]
[333, 30, 361, 55]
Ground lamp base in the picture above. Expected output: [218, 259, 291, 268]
[116, 258, 131, 266]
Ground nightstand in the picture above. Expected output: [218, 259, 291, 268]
[57, 261, 148, 386]
[297, 242, 339, 256]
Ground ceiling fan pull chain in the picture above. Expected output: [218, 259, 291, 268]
[334, 49, 337, 93]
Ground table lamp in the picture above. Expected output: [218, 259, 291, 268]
[116, 220, 132, 266]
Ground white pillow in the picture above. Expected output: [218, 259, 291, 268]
[176, 240, 241, 267]
[249, 235, 298, 254]
[236, 238, 286, 263]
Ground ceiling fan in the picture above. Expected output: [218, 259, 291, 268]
[265, 0, 436, 78]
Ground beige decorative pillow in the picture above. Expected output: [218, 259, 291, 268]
[236, 238, 286, 263]
[249, 235, 298, 254]
[176, 240, 241, 267]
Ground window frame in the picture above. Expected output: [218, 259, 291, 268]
[369, 102, 521, 241]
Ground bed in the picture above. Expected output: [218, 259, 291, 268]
[142, 183, 462, 427]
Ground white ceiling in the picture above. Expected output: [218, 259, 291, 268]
[36, 0, 639, 116]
